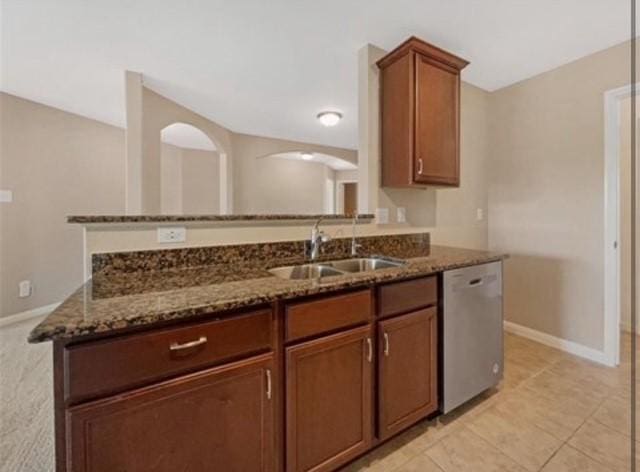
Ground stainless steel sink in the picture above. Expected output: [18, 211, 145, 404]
[268, 263, 344, 280]
[268, 256, 406, 280]
[328, 257, 405, 273]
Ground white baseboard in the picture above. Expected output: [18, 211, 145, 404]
[504, 321, 611, 366]
[0, 302, 61, 328]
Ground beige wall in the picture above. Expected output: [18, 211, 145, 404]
[488, 41, 631, 351]
[128, 81, 234, 214]
[0, 93, 361, 319]
[160, 143, 183, 214]
[358, 44, 490, 249]
[181, 148, 220, 214]
[231, 133, 357, 214]
[0, 93, 126, 317]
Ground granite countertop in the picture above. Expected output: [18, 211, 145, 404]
[67, 213, 375, 224]
[29, 244, 506, 343]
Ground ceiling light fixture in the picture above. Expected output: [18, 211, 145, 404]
[317, 111, 342, 127]
[301, 152, 314, 160]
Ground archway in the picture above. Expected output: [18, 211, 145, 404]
[160, 122, 221, 214]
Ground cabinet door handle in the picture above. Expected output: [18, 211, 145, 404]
[366, 337, 373, 363]
[383, 332, 390, 356]
[169, 336, 207, 352]
[417, 158, 424, 175]
[266, 369, 272, 400]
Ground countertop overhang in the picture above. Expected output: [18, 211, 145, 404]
[67, 214, 375, 225]
[29, 244, 507, 344]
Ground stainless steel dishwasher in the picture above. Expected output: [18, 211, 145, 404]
[442, 261, 503, 413]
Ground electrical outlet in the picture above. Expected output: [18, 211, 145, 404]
[157, 227, 187, 243]
[397, 207, 406, 223]
[376, 208, 389, 225]
[476, 208, 484, 221]
[19, 280, 32, 298]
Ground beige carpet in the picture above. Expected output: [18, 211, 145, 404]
[0, 317, 54, 472]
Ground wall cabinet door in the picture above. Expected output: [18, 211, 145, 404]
[66, 353, 275, 472]
[378, 37, 467, 188]
[378, 308, 438, 440]
[286, 325, 373, 472]
[414, 54, 460, 186]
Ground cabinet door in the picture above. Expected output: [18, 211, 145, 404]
[378, 308, 438, 440]
[286, 326, 373, 472]
[414, 54, 460, 186]
[67, 353, 275, 472]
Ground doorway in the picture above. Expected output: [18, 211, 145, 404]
[336, 181, 358, 216]
[343, 183, 357, 216]
[604, 83, 638, 367]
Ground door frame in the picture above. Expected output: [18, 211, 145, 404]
[603, 83, 637, 366]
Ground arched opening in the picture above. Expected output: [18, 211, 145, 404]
[160, 123, 221, 214]
[241, 151, 357, 215]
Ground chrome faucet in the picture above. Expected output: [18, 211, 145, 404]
[308, 218, 331, 260]
[351, 215, 362, 256]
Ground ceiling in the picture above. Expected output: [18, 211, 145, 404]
[1, 0, 631, 149]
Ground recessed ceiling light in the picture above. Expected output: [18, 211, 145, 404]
[301, 152, 314, 160]
[317, 111, 342, 127]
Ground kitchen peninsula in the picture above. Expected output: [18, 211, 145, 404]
[30, 227, 506, 472]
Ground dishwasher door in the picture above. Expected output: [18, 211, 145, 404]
[442, 261, 503, 413]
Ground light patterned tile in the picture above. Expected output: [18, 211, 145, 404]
[356, 434, 425, 472]
[505, 343, 558, 372]
[492, 387, 598, 441]
[568, 419, 638, 472]
[468, 405, 562, 471]
[522, 369, 609, 404]
[541, 445, 615, 472]
[592, 395, 636, 438]
[395, 453, 443, 472]
[425, 427, 527, 472]
[548, 357, 624, 392]
[502, 358, 541, 389]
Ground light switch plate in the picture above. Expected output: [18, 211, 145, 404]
[157, 227, 187, 243]
[19, 280, 32, 298]
[0, 190, 13, 203]
[397, 207, 406, 223]
[376, 208, 389, 225]
[476, 208, 484, 221]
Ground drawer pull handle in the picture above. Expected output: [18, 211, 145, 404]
[383, 332, 390, 356]
[266, 369, 272, 400]
[169, 336, 208, 352]
[417, 158, 424, 175]
[366, 337, 373, 363]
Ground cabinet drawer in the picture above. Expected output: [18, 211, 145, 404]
[285, 290, 372, 342]
[64, 309, 273, 403]
[378, 276, 437, 318]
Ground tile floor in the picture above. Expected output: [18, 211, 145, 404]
[341, 332, 638, 472]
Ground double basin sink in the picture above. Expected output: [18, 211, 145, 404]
[269, 256, 406, 280]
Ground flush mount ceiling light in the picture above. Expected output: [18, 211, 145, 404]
[300, 152, 314, 160]
[317, 111, 342, 127]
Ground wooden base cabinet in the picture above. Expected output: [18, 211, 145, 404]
[66, 353, 275, 472]
[285, 326, 373, 472]
[378, 308, 438, 440]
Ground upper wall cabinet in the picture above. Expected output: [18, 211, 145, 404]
[377, 37, 469, 188]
